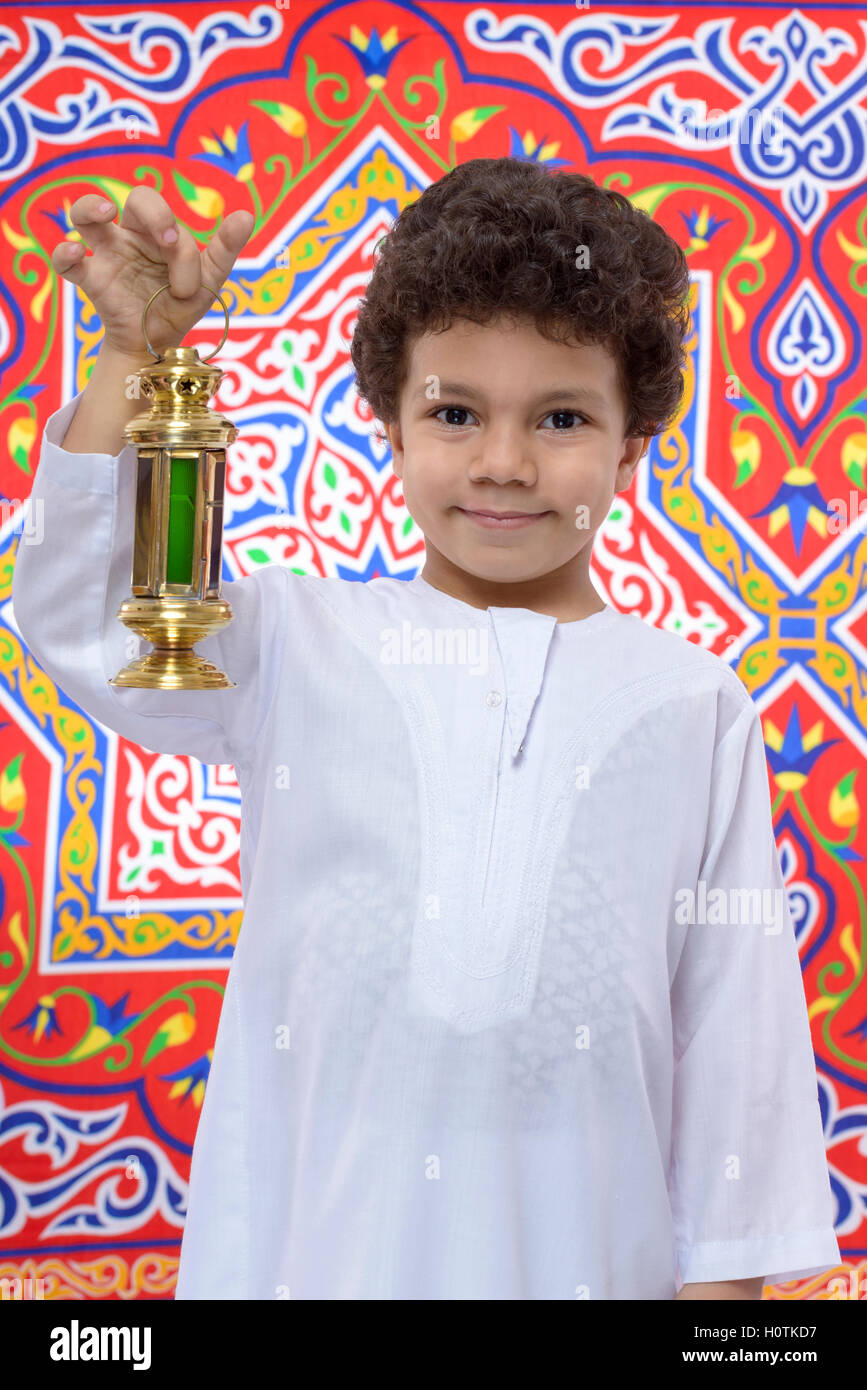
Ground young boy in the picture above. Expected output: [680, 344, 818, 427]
[13, 158, 839, 1300]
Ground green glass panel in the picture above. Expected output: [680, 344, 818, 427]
[166, 455, 197, 584]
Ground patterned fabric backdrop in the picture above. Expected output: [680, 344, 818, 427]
[1, 0, 865, 1301]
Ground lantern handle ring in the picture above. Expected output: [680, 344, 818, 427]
[141, 282, 230, 363]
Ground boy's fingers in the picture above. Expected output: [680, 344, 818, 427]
[156, 220, 204, 301]
[119, 185, 179, 245]
[66, 193, 120, 253]
[200, 210, 255, 294]
[119, 186, 203, 300]
[50, 239, 91, 290]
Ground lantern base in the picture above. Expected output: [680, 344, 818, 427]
[110, 597, 236, 690]
[110, 649, 236, 690]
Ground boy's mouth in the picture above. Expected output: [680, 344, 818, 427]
[456, 508, 553, 530]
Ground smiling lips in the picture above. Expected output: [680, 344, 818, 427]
[457, 507, 551, 530]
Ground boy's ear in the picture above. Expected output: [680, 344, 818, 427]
[383, 419, 404, 479]
[614, 433, 652, 492]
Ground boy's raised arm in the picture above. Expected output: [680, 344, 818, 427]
[12, 189, 285, 770]
[12, 377, 288, 770]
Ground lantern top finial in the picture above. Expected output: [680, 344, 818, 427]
[123, 344, 237, 449]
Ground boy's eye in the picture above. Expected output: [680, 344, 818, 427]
[541, 411, 588, 430]
[433, 406, 475, 428]
[430, 407, 588, 430]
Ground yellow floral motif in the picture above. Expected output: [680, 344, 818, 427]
[731, 427, 760, 486]
[763, 718, 829, 791]
[450, 106, 506, 144]
[841, 431, 867, 488]
[252, 100, 307, 138]
[0, 755, 26, 812]
[199, 125, 254, 182]
[829, 773, 859, 829]
[767, 467, 828, 540]
[142, 1010, 196, 1065]
[67, 1024, 120, 1062]
[722, 227, 776, 330]
[517, 130, 562, 162]
[0, 1253, 179, 1299]
[8, 415, 37, 471]
[4, 543, 243, 963]
[723, 279, 746, 333]
[181, 179, 224, 221]
[157, 1012, 196, 1046]
[0, 913, 27, 1002]
[2, 220, 52, 322]
[836, 226, 867, 267]
[242, 152, 416, 315]
[1, 218, 32, 251]
[654, 362, 867, 723]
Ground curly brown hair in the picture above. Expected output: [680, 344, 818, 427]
[350, 157, 691, 442]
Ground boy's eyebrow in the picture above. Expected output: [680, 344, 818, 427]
[413, 380, 609, 412]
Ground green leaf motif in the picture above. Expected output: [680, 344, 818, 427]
[172, 170, 197, 201]
[3, 751, 23, 782]
[734, 458, 754, 487]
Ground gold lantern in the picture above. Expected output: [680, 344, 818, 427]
[110, 283, 237, 690]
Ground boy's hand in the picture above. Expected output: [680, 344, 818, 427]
[50, 188, 255, 358]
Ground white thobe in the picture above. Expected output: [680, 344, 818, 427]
[11, 390, 841, 1299]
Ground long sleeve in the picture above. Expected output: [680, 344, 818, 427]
[667, 681, 840, 1288]
[11, 389, 288, 770]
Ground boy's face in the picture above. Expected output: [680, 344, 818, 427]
[382, 315, 652, 619]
